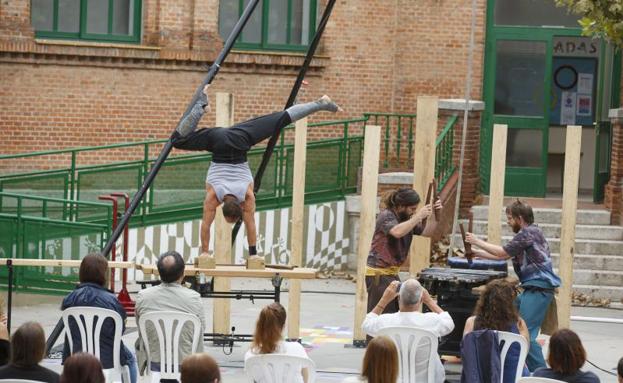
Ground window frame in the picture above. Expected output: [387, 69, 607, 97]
[230, 0, 318, 52]
[32, 0, 142, 44]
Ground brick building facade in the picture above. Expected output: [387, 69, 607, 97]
[1, 0, 622, 219]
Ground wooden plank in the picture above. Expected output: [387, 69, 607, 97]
[487, 124, 508, 245]
[288, 118, 307, 339]
[138, 264, 318, 279]
[410, 96, 438, 275]
[0, 259, 135, 268]
[213, 92, 234, 336]
[558, 125, 582, 328]
[354, 125, 381, 343]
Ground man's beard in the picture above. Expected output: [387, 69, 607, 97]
[398, 211, 410, 222]
[511, 222, 521, 233]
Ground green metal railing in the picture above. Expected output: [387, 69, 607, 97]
[0, 193, 111, 294]
[363, 113, 418, 169]
[0, 118, 367, 227]
[0, 113, 461, 294]
[435, 116, 458, 191]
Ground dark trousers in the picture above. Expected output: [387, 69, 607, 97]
[365, 274, 400, 342]
[172, 111, 292, 163]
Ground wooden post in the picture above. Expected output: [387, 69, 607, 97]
[213, 92, 234, 335]
[288, 118, 307, 340]
[410, 96, 438, 275]
[353, 125, 381, 344]
[558, 125, 582, 328]
[487, 124, 508, 245]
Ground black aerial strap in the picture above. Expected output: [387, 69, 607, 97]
[231, 0, 337, 243]
[101, 0, 261, 257]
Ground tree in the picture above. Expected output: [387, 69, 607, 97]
[555, 0, 623, 46]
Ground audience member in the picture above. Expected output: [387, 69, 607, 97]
[60, 352, 105, 383]
[0, 312, 9, 366]
[361, 278, 454, 383]
[341, 335, 398, 383]
[62, 253, 137, 383]
[0, 321, 59, 382]
[463, 279, 529, 381]
[245, 302, 310, 383]
[135, 251, 205, 375]
[617, 356, 622, 383]
[181, 353, 221, 383]
[533, 329, 600, 383]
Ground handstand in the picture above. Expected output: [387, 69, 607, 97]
[172, 85, 341, 259]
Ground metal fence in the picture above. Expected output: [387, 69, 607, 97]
[0, 113, 460, 294]
[0, 193, 111, 294]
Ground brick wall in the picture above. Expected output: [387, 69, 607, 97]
[0, 0, 487, 160]
[605, 115, 623, 224]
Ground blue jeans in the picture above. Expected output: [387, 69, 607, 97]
[121, 344, 138, 383]
[515, 288, 554, 372]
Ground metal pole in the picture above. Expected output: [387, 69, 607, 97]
[449, 0, 477, 251]
[101, 0, 261, 257]
[232, 0, 337, 242]
[6, 259, 13, 334]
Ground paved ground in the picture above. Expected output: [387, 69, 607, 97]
[6, 278, 622, 382]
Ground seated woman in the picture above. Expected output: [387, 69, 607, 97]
[341, 335, 399, 383]
[463, 279, 529, 382]
[533, 329, 600, 383]
[181, 353, 221, 383]
[60, 353, 105, 383]
[0, 322, 59, 382]
[244, 303, 311, 383]
[62, 253, 137, 383]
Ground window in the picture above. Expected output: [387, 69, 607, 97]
[219, 0, 318, 52]
[494, 0, 581, 28]
[31, 0, 141, 43]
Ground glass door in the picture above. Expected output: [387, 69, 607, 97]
[490, 37, 551, 196]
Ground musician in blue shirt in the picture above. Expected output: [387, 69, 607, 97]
[466, 200, 561, 372]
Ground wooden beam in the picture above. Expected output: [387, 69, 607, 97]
[0, 259, 135, 268]
[288, 118, 307, 340]
[138, 264, 318, 279]
[487, 124, 508, 245]
[558, 125, 582, 328]
[410, 96, 438, 275]
[354, 125, 381, 343]
[213, 92, 234, 336]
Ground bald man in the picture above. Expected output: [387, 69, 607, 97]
[362, 279, 454, 383]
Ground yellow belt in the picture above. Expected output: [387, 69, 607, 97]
[365, 266, 400, 276]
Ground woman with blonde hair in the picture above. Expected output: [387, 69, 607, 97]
[342, 335, 399, 383]
[244, 303, 310, 383]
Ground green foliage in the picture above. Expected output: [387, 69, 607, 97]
[555, 0, 623, 46]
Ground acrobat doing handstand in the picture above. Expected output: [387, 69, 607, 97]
[172, 85, 341, 261]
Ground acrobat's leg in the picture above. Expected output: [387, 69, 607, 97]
[231, 95, 342, 147]
[285, 95, 341, 122]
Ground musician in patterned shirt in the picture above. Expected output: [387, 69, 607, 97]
[466, 200, 561, 372]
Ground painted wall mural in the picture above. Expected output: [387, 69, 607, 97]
[125, 201, 350, 280]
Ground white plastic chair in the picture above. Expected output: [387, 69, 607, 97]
[245, 354, 316, 383]
[61, 306, 130, 383]
[517, 378, 566, 383]
[377, 326, 438, 383]
[498, 331, 529, 383]
[138, 311, 202, 383]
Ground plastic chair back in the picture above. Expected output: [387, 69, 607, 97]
[138, 310, 202, 381]
[245, 353, 316, 383]
[378, 326, 438, 383]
